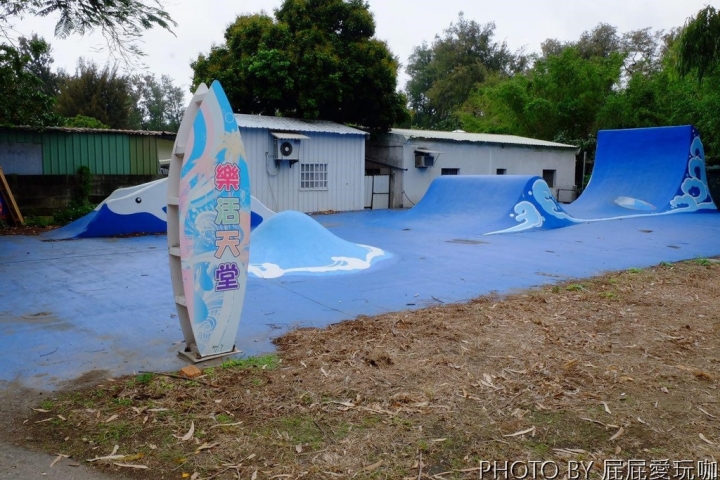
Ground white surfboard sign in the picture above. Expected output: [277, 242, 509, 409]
[167, 81, 251, 361]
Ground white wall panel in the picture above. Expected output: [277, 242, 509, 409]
[240, 127, 365, 213]
[401, 141, 576, 204]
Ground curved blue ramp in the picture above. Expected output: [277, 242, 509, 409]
[249, 210, 391, 278]
[44, 210, 98, 239]
[44, 178, 169, 240]
[566, 125, 716, 219]
[400, 175, 574, 234]
[44, 178, 276, 240]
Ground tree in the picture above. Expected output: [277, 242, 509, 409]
[404, 13, 526, 129]
[17, 34, 59, 96]
[55, 59, 139, 129]
[191, 0, 407, 131]
[0, 40, 60, 126]
[64, 114, 110, 129]
[460, 46, 624, 145]
[1, 0, 175, 60]
[676, 6, 720, 82]
[132, 73, 185, 131]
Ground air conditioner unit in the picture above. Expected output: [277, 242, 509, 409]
[415, 154, 435, 168]
[275, 139, 301, 161]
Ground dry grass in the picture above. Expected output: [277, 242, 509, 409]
[14, 259, 720, 479]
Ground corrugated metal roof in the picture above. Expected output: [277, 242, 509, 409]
[2, 125, 176, 137]
[235, 114, 367, 136]
[391, 128, 577, 150]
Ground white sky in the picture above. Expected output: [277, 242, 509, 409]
[12, 0, 719, 103]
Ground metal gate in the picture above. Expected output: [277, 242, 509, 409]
[364, 174, 389, 209]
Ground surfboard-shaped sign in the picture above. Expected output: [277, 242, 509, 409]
[167, 81, 250, 361]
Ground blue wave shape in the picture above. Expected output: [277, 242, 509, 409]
[249, 210, 391, 278]
[486, 177, 575, 235]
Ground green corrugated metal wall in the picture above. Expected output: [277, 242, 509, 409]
[0, 128, 160, 175]
[42, 131, 134, 175]
[129, 136, 158, 174]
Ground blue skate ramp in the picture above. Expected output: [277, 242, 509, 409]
[399, 175, 573, 234]
[566, 125, 716, 219]
[249, 210, 391, 278]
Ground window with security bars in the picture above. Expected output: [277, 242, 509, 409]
[300, 163, 328, 190]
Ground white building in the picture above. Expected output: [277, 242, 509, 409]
[235, 114, 367, 213]
[366, 129, 579, 208]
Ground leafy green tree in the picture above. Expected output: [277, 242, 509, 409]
[191, 0, 407, 131]
[1, 0, 175, 60]
[461, 46, 624, 144]
[0, 40, 61, 126]
[17, 34, 59, 96]
[55, 59, 139, 129]
[64, 114, 110, 129]
[405, 13, 527, 129]
[676, 6, 720, 82]
[132, 73, 184, 131]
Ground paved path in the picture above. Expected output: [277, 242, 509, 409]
[0, 380, 118, 480]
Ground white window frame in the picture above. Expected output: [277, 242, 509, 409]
[300, 163, 328, 191]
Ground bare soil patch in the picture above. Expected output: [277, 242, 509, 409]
[9, 259, 720, 479]
[0, 224, 57, 236]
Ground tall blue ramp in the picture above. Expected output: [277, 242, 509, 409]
[566, 125, 716, 219]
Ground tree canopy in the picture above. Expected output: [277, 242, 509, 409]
[406, 7, 720, 164]
[53, 59, 185, 130]
[55, 60, 138, 129]
[460, 47, 624, 144]
[404, 13, 527, 130]
[0, 1, 179, 128]
[191, 0, 407, 131]
[1, 0, 175, 60]
[676, 6, 720, 82]
[131, 73, 185, 131]
[0, 39, 60, 126]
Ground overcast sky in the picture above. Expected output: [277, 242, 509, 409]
[13, 0, 718, 103]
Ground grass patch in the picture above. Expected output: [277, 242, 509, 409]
[135, 372, 154, 384]
[221, 354, 280, 370]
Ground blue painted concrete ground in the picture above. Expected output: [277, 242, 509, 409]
[2, 208, 720, 391]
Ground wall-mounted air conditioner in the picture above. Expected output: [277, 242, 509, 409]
[415, 154, 435, 168]
[270, 132, 310, 168]
[275, 139, 301, 161]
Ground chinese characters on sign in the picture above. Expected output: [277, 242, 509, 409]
[476, 459, 718, 480]
[213, 163, 241, 292]
[600, 459, 718, 480]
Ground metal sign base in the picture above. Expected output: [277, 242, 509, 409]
[178, 346, 241, 364]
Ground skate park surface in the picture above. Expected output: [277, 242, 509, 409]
[3, 207, 720, 394]
[1, 125, 720, 395]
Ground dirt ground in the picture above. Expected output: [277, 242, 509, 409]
[0, 224, 57, 236]
[6, 259, 720, 479]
